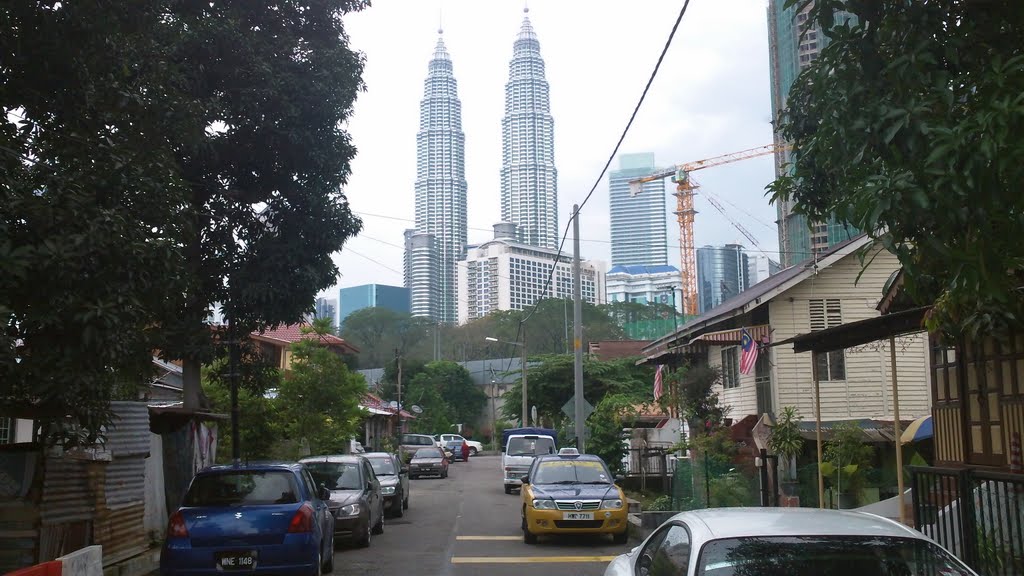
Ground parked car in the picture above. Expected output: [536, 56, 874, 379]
[299, 455, 384, 548]
[408, 447, 449, 479]
[160, 462, 335, 576]
[398, 433, 437, 462]
[438, 433, 484, 456]
[602, 507, 979, 576]
[362, 452, 409, 517]
[444, 440, 468, 462]
[521, 452, 627, 545]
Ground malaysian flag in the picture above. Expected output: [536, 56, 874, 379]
[654, 364, 664, 401]
[739, 328, 758, 375]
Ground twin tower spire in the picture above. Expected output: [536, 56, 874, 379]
[405, 9, 558, 324]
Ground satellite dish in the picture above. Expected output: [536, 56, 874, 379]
[388, 401, 399, 410]
[411, 405, 423, 414]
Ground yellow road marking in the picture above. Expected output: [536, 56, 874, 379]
[450, 556, 617, 564]
[455, 536, 522, 541]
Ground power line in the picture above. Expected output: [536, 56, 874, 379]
[521, 0, 692, 325]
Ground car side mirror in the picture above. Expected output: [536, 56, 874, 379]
[400, 466, 409, 475]
[615, 474, 625, 483]
[520, 475, 529, 485]
[318, 486, 331, 501]
[367, 481, 374, 492]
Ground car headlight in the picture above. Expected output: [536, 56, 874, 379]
[339, 503, 361, 516]
[602, 499, 624, 509]
[381, 486, 396, 496]
[532, 499, 557, 510]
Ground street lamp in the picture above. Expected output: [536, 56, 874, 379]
[485, 336, 528, 427]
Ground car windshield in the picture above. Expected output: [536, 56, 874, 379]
[303, 461, 363, 490]
[414, 448, 443, 458]
[507, 436, 555, 456]
[697, 535, 974, 576]
[367, 457, 396, 476]
[533, 460, 611, 484]
[183, 471, 300, 507]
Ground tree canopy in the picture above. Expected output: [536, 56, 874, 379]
[768, 0, 1024, 337]
[2, 1, 369, 440]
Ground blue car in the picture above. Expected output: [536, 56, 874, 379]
[160, 462, 335, 576]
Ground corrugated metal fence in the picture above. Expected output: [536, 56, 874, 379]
[94, 402, 151, 566]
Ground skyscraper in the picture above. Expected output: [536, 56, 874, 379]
[768, 1, 857, 266]
[608, 153, 669, 267]
[501, 8, 559, 250]
[696, 244, 751, 314]
[406, 30, 467, 323]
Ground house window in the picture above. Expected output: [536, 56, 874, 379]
[0, 418, 11, 444]
[722, 347, 740, 389]
[755, 353, 773, 415]
[810, 299, 846, 381]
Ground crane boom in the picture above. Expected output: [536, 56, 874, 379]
[626, 143, 788, 318]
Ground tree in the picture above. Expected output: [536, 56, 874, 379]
[149, 0, 370, 408]
[500, 355, 655, 424]
[275, 319, 367, 455]
[586, 394, 649, 476]
[400, 361, 485, 433]
[767, 0, 1024, 338]
[340, 308, 433, 368]
[203, 364, 281, 461]
[1, 2, 191, 442]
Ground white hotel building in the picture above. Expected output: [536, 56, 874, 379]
[457, 223, 606, 324]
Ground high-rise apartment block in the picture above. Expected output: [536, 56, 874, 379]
[457, 223, 606, 324]
[768, 1, 857, 266]
[696, 244, 751, 314]
[609, 154, 669, 268]
[500, 9, 559, 250]
[313, 297, 338, 326]
[404, 32, 468, 323]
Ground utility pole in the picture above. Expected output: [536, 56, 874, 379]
[395, 348, 403, 435]
[228, 314, 241, 466]
[572, 204, 585, 453]
[521, 325, 528, 427]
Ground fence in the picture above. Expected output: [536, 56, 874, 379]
[911, 465, 1024, 575]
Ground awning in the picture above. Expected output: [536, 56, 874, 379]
[685, 324, 770, 346]
[362, 407, 393, 416]
[771, 307, 930, 354]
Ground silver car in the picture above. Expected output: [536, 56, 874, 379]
[603, 507, 978, 576]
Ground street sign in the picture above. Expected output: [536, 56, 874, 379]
[561, 396, 595, 422]
[751, 412, 775, 452]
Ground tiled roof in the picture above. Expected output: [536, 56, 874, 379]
[254, 323, 359, 352]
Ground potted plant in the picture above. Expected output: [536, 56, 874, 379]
[821, 421, 874, 509]
[768, 406, 805, 497]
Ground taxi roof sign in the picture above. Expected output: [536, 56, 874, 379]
[558, 447, 580, 456]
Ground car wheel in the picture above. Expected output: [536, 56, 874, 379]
[470, 447, 478, 456]
[323, 543, 334, 574]
[403, 492, 409, 510]
[613, 531, 628, 545]
[504, 485, 512, 495]
[522, 508, 538, 544]
[393, 494, 405, 517]
[354, 519, 371, 548]
[372, 511, 384, 535]
[313, 551, 322, 576]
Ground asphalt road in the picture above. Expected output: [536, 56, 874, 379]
[332, 453, 633, 575]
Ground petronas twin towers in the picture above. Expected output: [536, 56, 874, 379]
[405, 9, 558, 324]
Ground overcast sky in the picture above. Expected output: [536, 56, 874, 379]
[323, 0, 779, 300]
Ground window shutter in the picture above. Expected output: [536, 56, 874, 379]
[809, 299, 826, 331]
[809, 299, 842, 331]
[826, 299, 842, 328]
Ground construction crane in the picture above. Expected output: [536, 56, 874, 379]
[629, 143, 789, 317]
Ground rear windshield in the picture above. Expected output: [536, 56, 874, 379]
[401, 434, 434, 446]
[304, 461, 363, 490]
[414, 448, 442, 458]
[507, 436, 555, 456]
[183, 471, 300, 507]
[697, 535, 973, 576]
[367, 457, 396, 476]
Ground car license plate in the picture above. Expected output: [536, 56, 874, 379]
[562, 512, 594, 521]
[216, 551, 257, 570]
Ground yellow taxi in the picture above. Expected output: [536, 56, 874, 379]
[519, 452, 629, 544]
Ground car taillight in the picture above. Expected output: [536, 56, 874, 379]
[167, 511, 188, 539]
[288, 503, 315, 533]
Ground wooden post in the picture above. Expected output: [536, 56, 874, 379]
[813, 350, 825, 508]
[890, 335, 906, 525]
